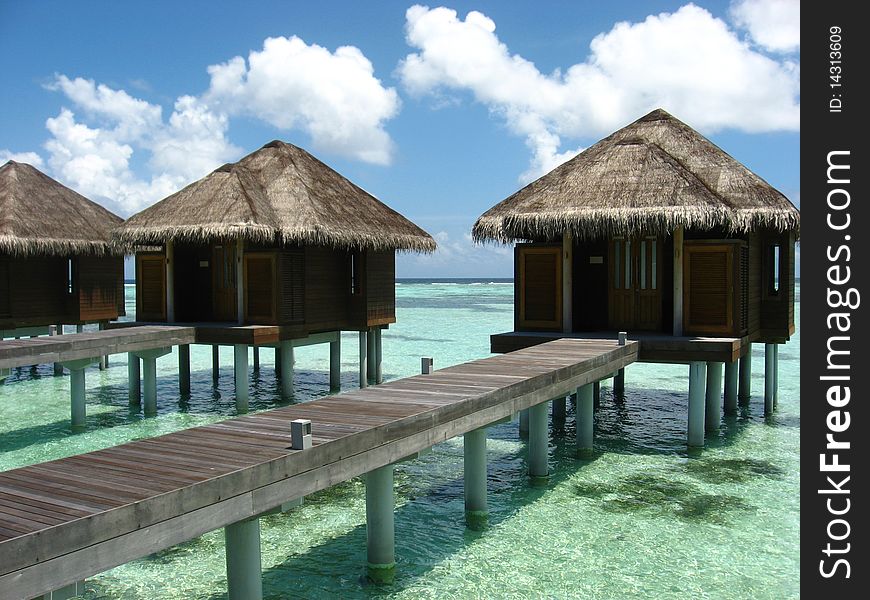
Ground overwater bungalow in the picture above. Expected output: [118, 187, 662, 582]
[112, 140, 434, 398]
[474, 109, 799, 419]
[0, 161, 125, 338]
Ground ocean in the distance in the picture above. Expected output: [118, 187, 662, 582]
[0, 280, 800, 599]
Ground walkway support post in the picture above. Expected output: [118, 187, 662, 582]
[365, 464, 395, 583]
[224, 517, 262, 600]
[134, 347, 172, 416]
[128, 352, 140, 404]
[528, 401, 549, 480]
[723, 360, 738, 414]
[576, 383, 594, 457]
[280, 341, 294, 400]
[252, 346, 260, 373]
[178, 344, 191, 395]
[705, 361, 723, 432]
[359, 331, 368, 389]
[687, 361, 706, 447]
[593, 381, 601, 408]
[613, 368, 625, 397]
[61, 357, 99, 430]
[738, 347, 752, 405]
[51, 324, 64, 375]
[464, 426, 488, 530]
[234, 344, 249, 412]
[552, 395, 567, 424]
[329, 336, 341, 391]
[764, 343, 776, 415]
[519, 408, 529, 438]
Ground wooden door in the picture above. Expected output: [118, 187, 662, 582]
[244, 253, 276, 323]
[136, 253, 166, 321]
[609, 236, 662, 331]
[212, 242, 237, 321]
[517, 245, 562, 330]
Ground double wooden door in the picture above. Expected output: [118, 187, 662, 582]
[608, 236, 662, 331]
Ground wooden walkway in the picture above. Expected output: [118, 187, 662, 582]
[0, 338, 637, 598]
[491, 330, 746, 363]
[0, 325, 195, 370]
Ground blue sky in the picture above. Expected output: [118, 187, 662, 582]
[0, 0, 799, 278]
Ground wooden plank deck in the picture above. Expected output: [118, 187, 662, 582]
[490, 330, 746, 363]
[0, 326, 196, 370]
[0, 338, 637, 598]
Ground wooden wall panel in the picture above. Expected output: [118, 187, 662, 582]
[2, 256, 69, 328]
[517, 245, 561, 331]
[76, 256, 123, 322]
[304, 246, 349, 332]
[278, 248, 305, 325]
[244, 253, 277, 324]
[365, 249, 396, 325]
[0, 257, 9, 318]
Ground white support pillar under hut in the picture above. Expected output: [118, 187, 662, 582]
[375, 327, 383, 384]
[705, 361, 723, 432]
[464, 426, 488, 530]
[562, 231, 573, 333]
[165, 240, 175, 323]
[613, 368, 625, 397]
[178, 344, 191, 395]
[687, 361, 707, 448]
[212, 345, 220, 383]
[367, 327, 377, 383]
[723, 360, 738, 414]
[236, 238, 245, 325]
[365, 464, 396, 584]
[252, 346, 260, 373]
[280, 341, 294, 400]
[528, 401, 549, 480]
[359, 331, 368, 389]
[234, 344, 249, 412]
[127, 352, 140, 404]
[738, 348, 752, 405]
[134, 347, 172, 416]
[519, 408, 529, 438]
[673, 226, 684, 336]
[764, 343, 777, 415]
[773, 344, 779, 409]
[224, 517, 263, 600]
[576, 383, 594, 457]
[329, 336, 341, 392]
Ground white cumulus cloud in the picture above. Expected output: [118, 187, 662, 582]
[206, 35, 401, 165]
[39, 76, 239, 215]
[730, 0, 800, 53]
[398, 4, 800, 182]
[0, 150, 45, 168]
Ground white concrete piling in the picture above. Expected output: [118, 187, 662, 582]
[178, 344, 190, 395]
[359, 331, 368, 389]
[738, 349, 752, 405]
[280, 341, 294, 400]
[576, 383, 594, 457]
[764, 343, 776, 415]
[723, 360, 739, 414]
[329, 337, 341, 391]
[464, 427, 488, 530]
[705, 361, 723, 432]
[528, 401, 549, 480]
[127, 353, 140, 404]
[224, 517, 262, 600]
[687, 361, 707, 447]
[365, 464, 396, 583]
[234, 344, 249, 412]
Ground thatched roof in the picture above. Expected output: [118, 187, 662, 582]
[473, 109, 799, 243]
[0, 161, 123, 257]
[114, 141, 436, 253]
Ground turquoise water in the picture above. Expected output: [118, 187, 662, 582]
[0, 282, 799, 599]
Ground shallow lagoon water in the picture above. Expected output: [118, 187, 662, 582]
[0, 281, 799, 599]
